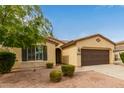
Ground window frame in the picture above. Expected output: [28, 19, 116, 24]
[22, 45, 48, 62]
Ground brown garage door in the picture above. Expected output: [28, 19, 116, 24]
[81, 49, 109, 66]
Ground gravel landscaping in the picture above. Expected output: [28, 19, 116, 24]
[0, 67, 124, 88]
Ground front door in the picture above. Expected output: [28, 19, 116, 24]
[56, 48, 61, 64]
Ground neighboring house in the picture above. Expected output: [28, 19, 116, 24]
[114, 41, 124, 64]
[61, 34, 115, 66]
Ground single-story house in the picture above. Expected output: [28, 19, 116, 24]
[0, 34, 119, 68]
[61, 34, 115, 66]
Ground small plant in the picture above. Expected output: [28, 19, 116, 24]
[50, 70, 62, 82]
[46, 62, 53, 68]
[120, 53, 124, 63]
[0, 52, 16, 74]
[61, 64, 75, 77]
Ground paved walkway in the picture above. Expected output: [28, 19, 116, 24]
[76, 64, 124, 80]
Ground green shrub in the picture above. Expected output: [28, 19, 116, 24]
[120, 52, 124, 63]
[50, 70, 62, 82]
[61, 64, 75, 77]
[0, 52, 16, 74]
[46, 62, 53, 68]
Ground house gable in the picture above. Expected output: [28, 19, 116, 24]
[61, 34, 115, 49]
[76, 35, 115, 49]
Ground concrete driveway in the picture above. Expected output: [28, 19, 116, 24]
[76, 64, 124, 80]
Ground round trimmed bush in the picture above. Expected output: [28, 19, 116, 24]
[50, 70, 62, 82]
[46, 62, 53, 68]
[61, 64, 75, 77]
[0, 52, 16, 74]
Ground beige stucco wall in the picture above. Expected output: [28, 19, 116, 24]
[46, 42, 56, 64]
[0, 41, 56, 68]
[62, 45, 77, 66]
[62, 36, 115, 66]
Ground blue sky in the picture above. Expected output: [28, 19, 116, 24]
[41, 5, 124, 42]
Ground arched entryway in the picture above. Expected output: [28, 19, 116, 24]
[56, 48, 62, 64]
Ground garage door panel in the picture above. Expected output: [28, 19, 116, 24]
[81, 49, 109, 66]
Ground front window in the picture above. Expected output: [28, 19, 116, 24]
[36, 45, 43, 60]
[28, 46, 35, 60]
[22, 45, 47, 61]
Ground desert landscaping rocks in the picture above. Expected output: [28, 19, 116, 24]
[0, 67, 124, 88]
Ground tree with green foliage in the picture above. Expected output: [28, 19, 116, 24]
[0, 5, 53, 48]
